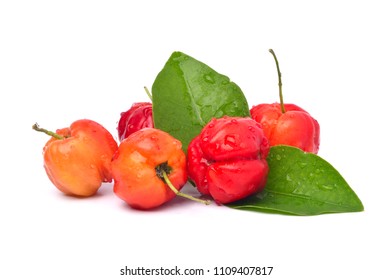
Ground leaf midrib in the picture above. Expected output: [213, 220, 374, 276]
[183, 71, 206, 127]
[262, 189, 357, 209]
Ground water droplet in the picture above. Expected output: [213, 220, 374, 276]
[298, 162, 307, 168]
[208, 123, 214, 128]
[286, 174, 292, 182]
[224, 135, 237, 147]
[202, 136, 209, 142]
[248, 126, 256, 132]
[221, 79, 229, 85]
[261, 122, 269, 129]
[276, 154, 281, 160]
[203, 74, 215, 84]
[230, 119, 238, 124]
[320, 184, 334, 190]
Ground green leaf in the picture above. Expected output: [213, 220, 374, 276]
[228, 145, 364, 215]
[152, 51, 250, 152]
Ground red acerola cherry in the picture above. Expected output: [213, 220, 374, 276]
[187, 116, 270, 204]
[117, 102, 153, 141]
[251, 103, 320, 153]
[250, 49, 320, 154]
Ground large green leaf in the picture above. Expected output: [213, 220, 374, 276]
[152, 51, 250, 152]
[228, 145, 364, 215]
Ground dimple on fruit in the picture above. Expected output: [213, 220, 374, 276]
[111, 128, 210, 209]
[187, 116, 270, 204]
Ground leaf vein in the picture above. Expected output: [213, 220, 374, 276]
[264, 189, 353, 208]
[183, 76, 205, 126]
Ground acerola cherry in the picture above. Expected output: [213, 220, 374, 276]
[117, 102, 153, 141]
[250, 49, 320, 153]
[111, 128, 210, 209]
[117, 87, 154, 141]
[187, 116, 270, 204]
[33, 120, 118, 197]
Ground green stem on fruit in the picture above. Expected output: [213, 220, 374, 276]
[144, 86, 153, 101]
[32, 123, 65, 140]
[162, 171, 211, 205]
[269, 49, 286, 113]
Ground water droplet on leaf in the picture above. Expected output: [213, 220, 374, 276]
[203, 74, 215, 84]
[320, 184, 334, 190]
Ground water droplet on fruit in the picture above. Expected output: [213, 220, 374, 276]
[261, 122, 269, 129]
[224, 134, 237, 147]
[248, 126, 255, 132]
[202, 136, 209, 142]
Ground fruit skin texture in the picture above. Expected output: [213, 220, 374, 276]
[111, 128, 187, 210]
[187, 116, 270, 204]
[250, 103, 320, 154]
[42, 119, 118, 197]
[117, 102, 153, 141]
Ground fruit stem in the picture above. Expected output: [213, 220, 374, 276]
[32, 123, 64, 140]
[162, 171, 211, 205]
[144, 86, 153, 101]
[269, 49, 286, 113]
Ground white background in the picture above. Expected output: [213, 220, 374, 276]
[1, 0, 391, 279]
